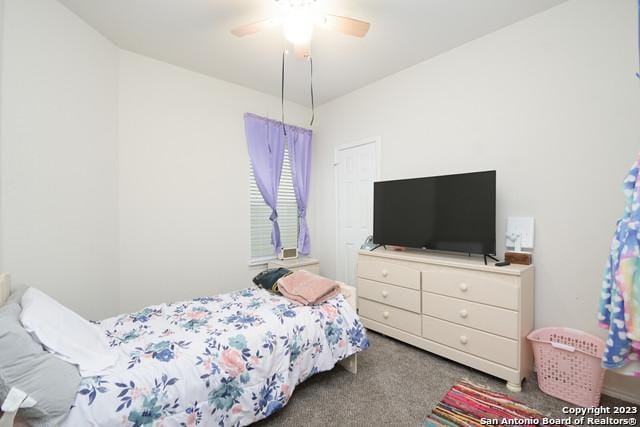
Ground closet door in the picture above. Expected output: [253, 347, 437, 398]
[335, 140, 378, 287]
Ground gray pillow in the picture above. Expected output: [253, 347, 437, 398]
[0, 301, 81, 426]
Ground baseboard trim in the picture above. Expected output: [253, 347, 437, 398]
[602, 386, 640, 405]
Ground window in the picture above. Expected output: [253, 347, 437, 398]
[250, 144, 298, 260]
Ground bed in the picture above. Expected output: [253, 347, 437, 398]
[57, 283, 368, 426]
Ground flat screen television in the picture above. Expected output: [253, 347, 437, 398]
[373, 171, 496, 255]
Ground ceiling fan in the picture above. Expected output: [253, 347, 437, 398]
[230, 0, 371, 58]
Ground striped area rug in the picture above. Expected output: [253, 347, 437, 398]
[424, 380, 566, 426]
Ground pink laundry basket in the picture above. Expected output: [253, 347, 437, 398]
[527, 327, 606, 407]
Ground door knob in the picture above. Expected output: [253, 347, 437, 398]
[459, 309, 468, 318]
[381, 291, 389, 298]
[459, 335, 468, 345]
[459, 283, 468, 292]
[383, 311, 390, 319]
[381, 269, 389, 277]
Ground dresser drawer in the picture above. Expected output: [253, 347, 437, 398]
[359, 278, 421, 313]
[358, 260, 420, 290]
[358, 298, 421, 335]
[421, 266, 519, 310]
[422, 292, 518, 339]
[422, 316, 518, 368]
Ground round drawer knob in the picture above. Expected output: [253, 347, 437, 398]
[459, 335, 468, 345]
[383, 311, 390, 319]
[459, 283, 469, 292]
[381, 269, 389, 277]
[459, 309, 468, 319]
[381, 291, 389, 298]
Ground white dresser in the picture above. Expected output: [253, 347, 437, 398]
[357, 249, 534, 392]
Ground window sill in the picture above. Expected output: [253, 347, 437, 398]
[248, 257, 277, 268]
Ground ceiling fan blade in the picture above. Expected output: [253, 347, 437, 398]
[230, 17, 281, 37]
[293, 43, 311, 59]
[319, 15, 370, 38]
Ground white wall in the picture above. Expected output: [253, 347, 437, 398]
[0, 0, 4, 271]
[0, 0, 119, 319]
[311, 0, 639, 400]
[118, 51, 311, 313]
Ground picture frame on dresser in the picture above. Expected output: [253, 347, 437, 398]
[357, 248, 534, 392]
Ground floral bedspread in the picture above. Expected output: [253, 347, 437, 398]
[62, 287, 369, 427]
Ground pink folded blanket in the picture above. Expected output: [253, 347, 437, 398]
[276, 270, 341, 305]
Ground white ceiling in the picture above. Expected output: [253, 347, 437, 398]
[58, 0, 566, 106]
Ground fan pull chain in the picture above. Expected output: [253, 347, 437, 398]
[281, 50, 316, 130]
[309, 56, 315, 126]
[281, 49, 287, 136]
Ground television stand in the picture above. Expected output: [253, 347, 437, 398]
[484, 254, 499, 265]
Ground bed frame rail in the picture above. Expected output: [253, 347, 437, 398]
[337, 282, 358, 374]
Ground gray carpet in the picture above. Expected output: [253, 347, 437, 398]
[257, 331, 639, 426]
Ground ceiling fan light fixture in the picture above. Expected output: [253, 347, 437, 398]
[283, 14, 314, 44]
[231, 0, 370, 48]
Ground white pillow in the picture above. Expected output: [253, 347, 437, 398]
[0, 273, 10, 305]
[19, 287, 117, 377]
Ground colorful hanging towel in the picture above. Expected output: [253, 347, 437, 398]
[598, 156, 640, 376]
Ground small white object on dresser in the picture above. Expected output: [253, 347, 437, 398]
[267, 257, 320, 275]
[357, 248, 534, 392]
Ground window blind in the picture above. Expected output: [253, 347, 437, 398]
[250, 145, 299, 259]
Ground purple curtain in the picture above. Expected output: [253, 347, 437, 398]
[287, 125, 313, 255]
[244, 113, 286, 254]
